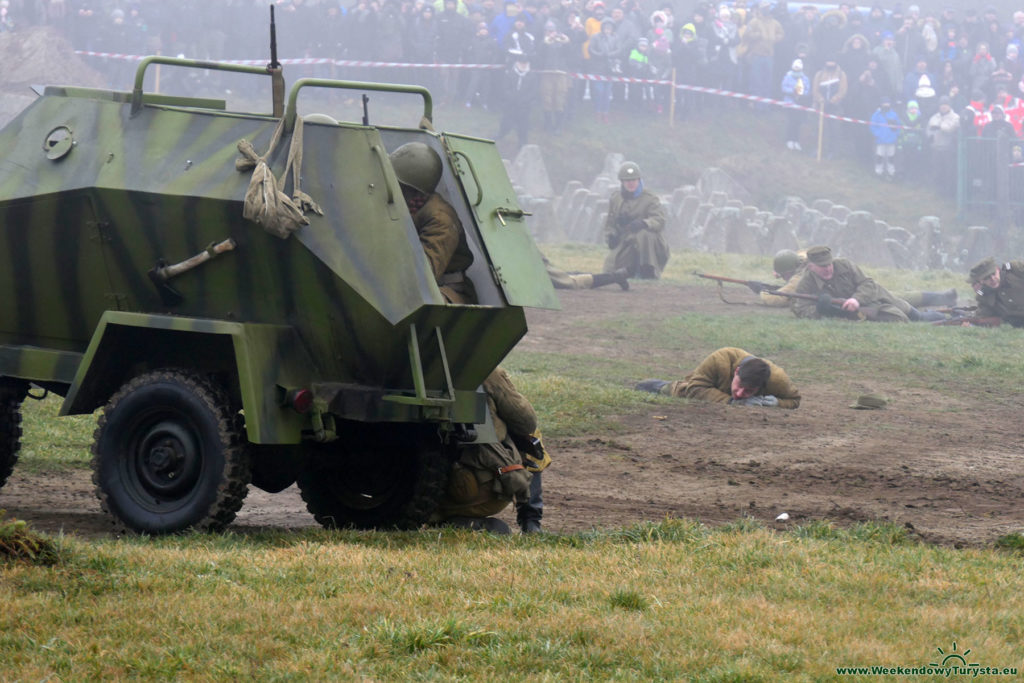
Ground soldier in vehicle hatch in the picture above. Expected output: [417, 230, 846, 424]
[390, 142, 476, 304]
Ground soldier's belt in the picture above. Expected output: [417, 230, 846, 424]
[439, 271, 466, 286]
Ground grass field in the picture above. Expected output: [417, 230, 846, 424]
[4, 248, 1024, 679]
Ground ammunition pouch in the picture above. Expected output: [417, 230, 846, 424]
[437, 440, 532, 519]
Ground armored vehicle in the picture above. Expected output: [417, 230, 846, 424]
[0, 55, 557, 534]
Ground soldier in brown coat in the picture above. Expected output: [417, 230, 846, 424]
[603, 162, 670, 279]
[635, 347, 801, 409]
[763, 249, 956, 309]
[968, 258, 1024, 327]
[390, 142, 476, 304]
[790, 245, 944, 322]
[435, 367, 551, 533]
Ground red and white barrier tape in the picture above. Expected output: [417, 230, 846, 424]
[71, 50, 932, 130]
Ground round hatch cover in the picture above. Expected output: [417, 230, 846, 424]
[43, 126, 74, 160]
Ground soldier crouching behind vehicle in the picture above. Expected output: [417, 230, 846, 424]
[390, 142, 476, 304]
[634, 347, 801, 409]
[433, 367, 551, 534]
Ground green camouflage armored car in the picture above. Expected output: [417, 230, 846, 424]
[0, 56, 557, 534]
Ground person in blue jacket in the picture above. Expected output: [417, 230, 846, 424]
[869, 95, 902, 180]
[781, 58, 812, 150]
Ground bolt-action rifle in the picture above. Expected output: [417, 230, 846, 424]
[693, 272, 780, 296]
[931, 316, 1002, 327]
[694, 271, 881, 320]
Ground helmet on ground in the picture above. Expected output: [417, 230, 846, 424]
[773, 249, 802, 276]
[390, 142, 443, 194]
[618, 161, 641, 181]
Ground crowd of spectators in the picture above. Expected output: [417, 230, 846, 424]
[1, 0, 1022, 196]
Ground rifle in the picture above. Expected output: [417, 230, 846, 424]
[694, 271, 878, 320]
[693, 272, 780, 303]
[933, 305, 977, 315]
[931, 316, 1002, 327]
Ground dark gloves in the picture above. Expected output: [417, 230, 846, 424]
[606, 233, 620, 249]
[627, 218, 647, 233]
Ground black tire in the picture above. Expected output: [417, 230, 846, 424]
[0, 383, 26, 491]
[296, 424, 453, 530]
[91, 369, 251, 534]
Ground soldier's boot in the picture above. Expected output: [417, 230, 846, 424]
[635, 379, 669, 394]
[591, 269, 630, 290]
[912, 289, 958, 307]
[520, 519, 542, 534]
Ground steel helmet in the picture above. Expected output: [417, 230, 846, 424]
[389, 142, 443, 194]
[618, 161, 641, 181]
[303, 113, 340, 125]
[773, 249, 802, 276]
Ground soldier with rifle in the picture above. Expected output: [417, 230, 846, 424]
[965, 257, 1024, 327]
[602, 162, 670, 280]
[789, 246, 945, 322]
[762, 250, 957, 310]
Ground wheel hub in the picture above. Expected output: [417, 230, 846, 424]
[135, 420, 202, 498]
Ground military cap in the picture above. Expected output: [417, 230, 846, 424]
[618, 161, 641, 181]
[968, 257, 997, 283]
[806, 245, 833, 266]
[850, 393, 888, 409]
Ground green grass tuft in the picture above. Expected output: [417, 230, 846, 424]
[608, 588, 649, 611]
[994, 533, 1024, 553]
[0, 511, 62, 565]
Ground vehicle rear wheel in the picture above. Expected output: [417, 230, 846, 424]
[91, 369, 250, 534]
[296, 424, 453, 530]
[0, 383, 27, 490]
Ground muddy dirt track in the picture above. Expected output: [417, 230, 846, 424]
[2, 282, 1022, 548]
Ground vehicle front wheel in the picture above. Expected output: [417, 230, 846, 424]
[91, 369, 250, 534]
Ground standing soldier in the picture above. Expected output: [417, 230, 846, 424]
[538, 20, 573, 133]
[967, 258, 1024, 327]
[603, 161, 670, 279]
